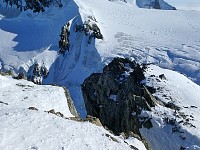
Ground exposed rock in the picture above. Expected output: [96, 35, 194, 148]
[0, 101, 8, 105]
[63, 87, 79, 118]
[0, 70, 14, 76]
[75, 17, 103, 44]
[164, 102, 180, 111]
[143, 118, 153, 129]
[82, 57, 159, 141]
[85, 115, 102, 126]
[105, 133, 119, 143]
[28, 107, 38, 111]
[14, 72, 26, 80]
[45, 109, 65, 118]
[59, 22, 70, 55]
[150, 0, 161, 9]
[159, 74, 166, 80]
[27, 63, 49, 85]
[136, 0, 176, 10]
[3, 0, 63, 13]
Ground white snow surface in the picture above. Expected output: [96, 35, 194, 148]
[0, 75, 145, 150]
[164, 0, 200, 11]
[140, 65, 200, 150]
[1, 0, 200, 149]
[1, 0, 200, 117]
[0, 75, 73, 117]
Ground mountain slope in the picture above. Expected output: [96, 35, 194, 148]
[52, 0, 200, 118]
[1, 0, 199, 84]
[0, 75, 146, 150]
[1, 0, 200, 149]
[0, 0, 200, 116]
[141, 65, 200, 150]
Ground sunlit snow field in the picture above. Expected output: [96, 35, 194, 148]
[1, 0, 200, 149]
[165, 0, 200, 11]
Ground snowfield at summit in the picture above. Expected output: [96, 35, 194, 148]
[0, 0, 200, 150]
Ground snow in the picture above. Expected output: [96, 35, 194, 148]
[109, 94, 117, 101]
[125, 137, 147, 150]
[0, 108, 134, 150]
[1, 0, 200, 117]
[164, 0, 200, 11]
[121, 63, 134, 78]
[0, 75, 73, 117]
[140, 65, 200, 150]
[0, 75, 146, 150]
[75, 0, 200, 84]
[0, 107, 136, 150]
[1, 0, 200, 149]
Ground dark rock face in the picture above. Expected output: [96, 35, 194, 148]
[75, 18, 103, 44]
[26, 63, 49, 85]
[136, 0, 176, 10]
[59, 22, 70, 55]
[82, 58, 158, 137]
[150, 0, 161, 9]
[63, 87, 79, 118]
[3, 0, 63, 13]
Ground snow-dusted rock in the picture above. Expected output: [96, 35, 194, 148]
[82, 58, 200, 150]
[136, 0, 176, 10]
[140, 65, 200, 150]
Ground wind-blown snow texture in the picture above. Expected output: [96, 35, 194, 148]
[141, 65, 200, 150]
[0, 0, 200, 149]
[165, 0, 200, 11]
[1, 0, 200, 116]
[0, 75, 146, 150]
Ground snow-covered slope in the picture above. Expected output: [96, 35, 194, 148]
[140, 65, 200, 150]
[0, 75, 74, 117]
[1, 0, 200, 149]
[165, 0, 200, 11]
[1, 0, 200, 117]
[0, 75, 146, 150]
[75, 0, 200, 83]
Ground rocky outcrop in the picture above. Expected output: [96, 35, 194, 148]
[63, 87, 79, 118]
[150, 0, 161, 9]
[2, 0, 63, 13]
[75, 16, 103, 44]
[27, 63, 49, 85]
[82, 58, 159, 138]
[136, 0, 176, 10]
[59, 22, 70, 55]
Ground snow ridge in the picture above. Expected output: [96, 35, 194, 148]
[0, 75, 146, 150]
